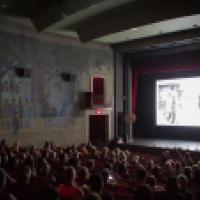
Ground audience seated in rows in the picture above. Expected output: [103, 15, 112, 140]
[0, 139, 200, 200]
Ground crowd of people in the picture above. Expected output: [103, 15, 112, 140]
[0, 139, 200, 200]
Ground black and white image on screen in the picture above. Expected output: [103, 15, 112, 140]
[156, 77, 200, 126]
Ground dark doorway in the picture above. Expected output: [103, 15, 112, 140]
[89, 115, 109, 146]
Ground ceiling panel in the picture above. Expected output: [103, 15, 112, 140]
[97, 14, 200, 44]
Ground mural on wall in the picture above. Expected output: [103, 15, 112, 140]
[0, 59, 32, 132]
[0, 59, 79, 131]
[0, 29, 113, 133]
[42, 65, 78, 127]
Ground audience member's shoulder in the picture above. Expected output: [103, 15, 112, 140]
[83, 192, 102, 200]
[101, 191, 113, 200]
[160, 190, 184, 200]
[0, 193, 17, 200]
[73, 184, 84, 196]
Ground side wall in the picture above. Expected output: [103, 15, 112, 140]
[0, 19, 114, 147]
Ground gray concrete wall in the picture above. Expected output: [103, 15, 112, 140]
[0, 18, 114, 147]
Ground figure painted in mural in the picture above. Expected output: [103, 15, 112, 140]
[0, 101, 2, 130]
[22, 99, 32, 128]
[0, 80, 10, 128]
[10, 98, 19, 134]
[1, 80, 9, 93]
[1, 99, 10, 129]
[17, 97, 23, 129]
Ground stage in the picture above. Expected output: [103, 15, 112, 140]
[118, 138, 200, 152]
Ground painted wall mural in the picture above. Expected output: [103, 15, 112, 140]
[0, 59, 79, 132]
[0, 29, 113, 134]
[0, 60, 31, 132]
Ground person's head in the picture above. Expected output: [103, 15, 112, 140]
[166, 176, 178, 190]
[164, 160, 172, 172]
[185, 152, 191, 159]
[89, 174, 103, 193]
[177, 173, 189, 189]
[77, 167, 90, 185]
[116, 162, 127, 176]
[3, 194, 18, 200]
[25, 155, 35, 168]
[101, 169, 109, 185]
[114, 147, 120, 156]
[83, 192, 102, 200]
[133, 155, 140, 164]
[105, 163, 113, 171]
[192, 164, 200, 182]
[134, 184, 153, 200]
[25, 166, 32, 182]
[63, 166, 76, 185]
[86, 159, 95, 171]
[119, 151, 127, 163]
[146, 175, 157, 188]
[175, 161, 182, 172]
[184, 166, 192, 180]
[116, 137, 123, 144]
[152, 165, 161, 178]
[44, 141, 50, 148]
[13, 141, 20, 149]
[1, 153, 9, 168]
[18, 166, 32, 184]
[8, 157, 19, 168]
[0, 170, 6, 191]
[136, 166, 147, 184]
[60, 152, 69, 163]
[102, 147, 109, 155]
[68, 156, 80, 168]
[44, 163, 51, 175]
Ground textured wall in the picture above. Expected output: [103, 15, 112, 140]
[0, 20, 114, 146]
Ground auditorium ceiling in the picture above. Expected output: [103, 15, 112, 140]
[0, 0, 200, 48]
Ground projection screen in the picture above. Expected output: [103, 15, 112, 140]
[156, 77, 200, 126]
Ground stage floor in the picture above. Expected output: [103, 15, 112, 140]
[127, 138, 200, 151]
